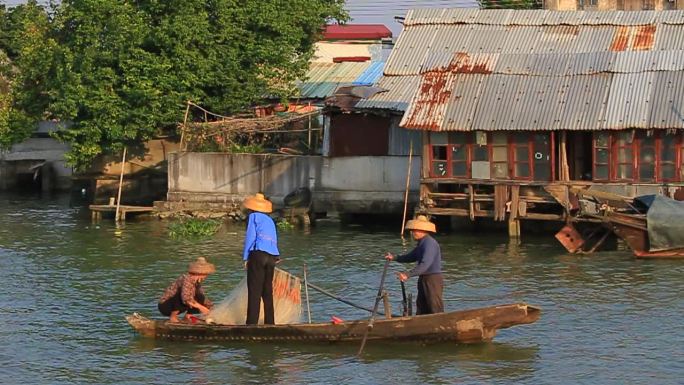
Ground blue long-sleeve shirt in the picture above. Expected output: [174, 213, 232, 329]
[395, 235, 442, 277]
[242, 212, 280, 261]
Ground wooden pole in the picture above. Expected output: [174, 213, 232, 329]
[382, 291, 392, 320]
[303, 263, 312, 324]
[180, 101, 191, 151]
[307, 102, 312, 153]
[115, 147, 127, 222]
[357, 259, 391, 356]
[400, 140, 414, 237]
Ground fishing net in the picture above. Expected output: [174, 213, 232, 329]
[207, 268, 302, 325]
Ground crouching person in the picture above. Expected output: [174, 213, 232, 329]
[158, 257, 215, 322]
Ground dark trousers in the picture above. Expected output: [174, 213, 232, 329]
[158, 292, 206, 316]
[416, 273, 444, 315]
[246, 250, 277, 325]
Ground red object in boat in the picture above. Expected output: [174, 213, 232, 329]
[331, 316, 344, 325]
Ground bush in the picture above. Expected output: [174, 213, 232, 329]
[168, 218, 221, 238]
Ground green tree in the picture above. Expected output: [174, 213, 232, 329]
[45, 0, 346, 169]
[0, 1, 55, 148]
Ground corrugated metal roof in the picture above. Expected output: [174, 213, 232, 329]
[353, 61, 384, 85]
[403, 9, 684, 26]
[649, 71, 684, 128]
[361, 9, 684, 130]
[603, 72, 655, 129]
[356, 75, 421, 111]
[299, 62, 371, 98]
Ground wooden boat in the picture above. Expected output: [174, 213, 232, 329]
[126, 303, 540, 344]
[603, 211, 684, 258]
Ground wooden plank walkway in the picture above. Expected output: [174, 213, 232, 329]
[89, 204, 155, 221]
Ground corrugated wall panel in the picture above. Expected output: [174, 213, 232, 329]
[441, 74, 485, 131]
[356, 75, 421, 111]
[649, 72, 684, 129]
[558, 74, 611, 130]
[388, 117, 424, 156]
[384, 25, 439, 75]
[535, 25, 582, 54]
[603, 72, 655, 129]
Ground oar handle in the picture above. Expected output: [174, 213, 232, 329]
[357, 259, 391, 356]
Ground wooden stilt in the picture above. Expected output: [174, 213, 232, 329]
[115, 147, 127, 222]
[382, 291, 392, 320]
[508, 217, 521, 238]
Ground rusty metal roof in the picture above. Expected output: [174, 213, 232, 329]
[361, 9, 684, 130]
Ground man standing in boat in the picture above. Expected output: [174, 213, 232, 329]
[242, 193, 280, 325]
[385, 215, 444, 315]
[158, 257, 215, 322]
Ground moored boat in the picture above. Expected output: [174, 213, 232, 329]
[603, 211, 684, 258]
[126, 303, 540, 344]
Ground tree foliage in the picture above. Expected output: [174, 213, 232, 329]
[0, 1, 55, 148]
[0, 0, 346, 169]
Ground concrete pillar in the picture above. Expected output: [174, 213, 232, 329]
[41, 162, 53, 193]
[0, 161, 17, 190]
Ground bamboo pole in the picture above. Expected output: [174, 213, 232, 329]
[180, 101, 191, 151]
[307, 102, 312, 153]
[114, 147, 127, 222]
[303, 263, 312, 324]
[358, 259, 391, 356]
[400, 140, 414, 238]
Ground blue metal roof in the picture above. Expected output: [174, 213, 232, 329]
[353, 61, 385, 85]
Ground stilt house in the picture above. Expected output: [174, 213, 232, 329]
[354, 9, 684, 233]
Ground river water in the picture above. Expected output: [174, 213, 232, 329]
[0, 193, 682, 385]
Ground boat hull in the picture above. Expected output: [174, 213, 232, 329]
[126, 303, 540, 344]
[605, 212, 684, 258]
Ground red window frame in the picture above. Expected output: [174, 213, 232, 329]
[592, 131, 682, 183]
[427, 132, 552, 181]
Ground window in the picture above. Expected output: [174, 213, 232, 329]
[638, 132, 656, 182]
[512, 133, 532, 179]
[593, 132, 610, 181]
[591, 130, 682, 183]
[491, 132, 509, 179]
[614, 131, 634, 180]
[427, 131, 552, 181]
[431, 132, 449, 177]
[534, 133, 552, 181]
[450, 132, 469, 178]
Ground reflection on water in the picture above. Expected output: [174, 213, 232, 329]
[0, 193, 682, 385]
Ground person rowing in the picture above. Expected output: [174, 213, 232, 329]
[385, 215, 444, 315]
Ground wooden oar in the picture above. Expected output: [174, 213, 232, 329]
[400, 280, 408, 316]
[357, 259, 391, 356]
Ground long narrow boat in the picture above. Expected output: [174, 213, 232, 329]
[126, 303, 540, 344]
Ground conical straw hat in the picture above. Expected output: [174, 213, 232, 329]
[243, 193, 273, 213]
[405, 215, 436, 233]
[188, 257, 216, 275]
